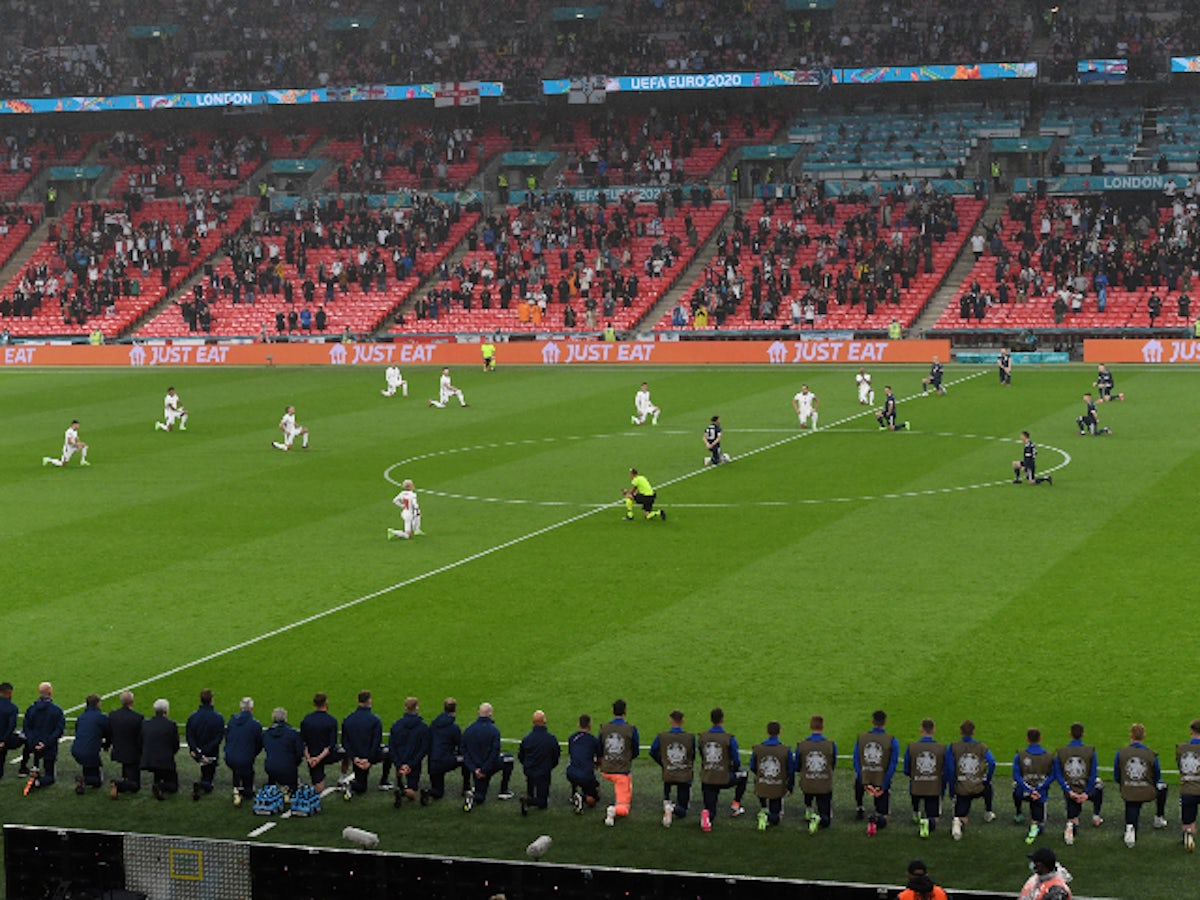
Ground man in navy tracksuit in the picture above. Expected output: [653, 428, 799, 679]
[23, 682, 65, 791]
[300, 692, 342, 791]
[566, 713, 602, 812]
[186, 689, 225, 800]
[70, 694, 110, 792]
[388, 696, 430, 807]
[0, 682, 24, 778]
[263, 707, 305, 794]
[224, 697, 264, 807]
[518, 709, 561, 815]
[426, 697, 468, 801]
[462, 701, 514, 809]
[341, 690, 383, 798]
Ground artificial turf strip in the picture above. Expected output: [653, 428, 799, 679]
[2, 362, 1197, 899]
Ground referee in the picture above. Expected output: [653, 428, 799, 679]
[623, 468, 665, 521]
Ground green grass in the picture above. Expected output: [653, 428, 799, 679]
[3, 361, 1198, 899]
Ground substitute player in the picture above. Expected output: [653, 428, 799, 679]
[623, 468, 665, 521]
[429, 368, 468, 408]
[792, 384, 819, 429]
[703, 415, 731, 466]
[388, 479, 422, 540]
[921, 357, 947, 395]
[856, 368, 875, 405]
[1094, 364, 1124, 402]
[875, 387, 909, 431]
[42, 419, 90, 467]
[1012, 431, 1052, 485]
[154, 387, 188, 432]
[380, 365, 408, 398]
[272, 405, 310, 451]
[631, 382, 661, 426]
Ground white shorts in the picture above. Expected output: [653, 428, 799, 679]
[402, 509, 421, 533]
[62, 444, 78, 462]
[858, 387, 871, 403]
[797, 407, 814, 423]
[440, 388, 460, 403]
[165, 409, 183, 424]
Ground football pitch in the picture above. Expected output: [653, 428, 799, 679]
[3, 360, 1198, 898]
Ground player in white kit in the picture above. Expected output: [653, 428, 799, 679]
[43, 419, 90, 467]
[792, 385, 819, 429]
[631, 381, 661, 426]
[387, 479, 422, 540]
[271, 405, 309, 450]
[154, 387, 189, 431]
[855, 368, 875, 406]
[380, 365, 407, 398]
[428, 368, 467, 408]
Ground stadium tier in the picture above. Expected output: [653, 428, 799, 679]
[1041, 105, 1142, 175]
[931, 195, 1196, 333]
[0, 197, 257, 338]
[390, 199, 727, 335]
[654, 194, 984, 333]
[1151, 104, 1200, 174]
[136, 207, 479, 339]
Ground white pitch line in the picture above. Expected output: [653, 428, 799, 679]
[248, 822, 277, 838]
[80, 369, 1008, 712]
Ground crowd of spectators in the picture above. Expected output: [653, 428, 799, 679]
[1043, 2, 1200, 83]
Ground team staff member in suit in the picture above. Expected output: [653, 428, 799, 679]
[425, 697, 468, 801]
[750, 721, 794, 830]
[904, 718, 945, 838]
[518, 709, 561, 815]
[566, 713, 602, 813]
[186, 688, 224, 800]
[1055, 722, 1104, 846]
[461, 701, 514, 809]
[22, 682, 65, 793]
[599, 698, 640, 826]
[341, 690, 383, 799]
[388, 696, 431, 807]
[263, 707, 305, 795]
[1114, 722, 1168, 847]
[797, 714, 837, 833]
[300, 692, 342, 791]
[1176, 719, 1200, 852]
[947, 719, 996, 841]
[225, 697, 264, 807]
[71, 694, 110, 793]
[651, 709, 695, 827]
[875, 386, 910, 431]
[854, 709, 900, 836]
[141, 698, 181, 800]
[697, 707, 748, 832]
[1013, 728, 1056, 844]
[109, 691, 144, 797]
[0, 682, 23, 777]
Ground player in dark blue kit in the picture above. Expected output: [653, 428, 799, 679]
[921, 357, 947, 395]
[703, 415, 731, 466]
[1094, 364, 1124, 403]
[1076, 393, 1112, 436]
[1012, 431, 1052, 485]
[566, 713, 602, 813]
[875, 386, 910, 431]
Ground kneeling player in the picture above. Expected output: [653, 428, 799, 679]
[875, 387, 909, 431]
[921, 357, 947, 396]
[43, 419, 90, 467]
[1012, 431, 1052, 485]
[623, 468, 664, 521]
[703, 415, 731, 466]
[381, 365, 408, 398]
[1094, 364, 1124, 403]
[155, 387, 188, 432]
[1076, 393, 1111, 436]
[856, 368, 875, 406]
[272, 405, 309, 451]
[388, 479, 422, 540]
[792, 385, 819, 429]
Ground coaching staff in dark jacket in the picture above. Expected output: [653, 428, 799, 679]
[263, 707, 305, 794]
[109, 691, 143, 796]
[342, 690, 383, 798]
[186, 688, 225, 800]
[71, 694, 110, 791]
[426, 697, 468, 800]
[518, 709, 561, 814]
[141, 698, 180, 800]
[462, 702, 514, 809]
[225, 697, 264, 807]
[23, 682, 66, 790]
[389, 697, 431, 806]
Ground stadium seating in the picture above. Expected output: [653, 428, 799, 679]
[1041, 105, 1142, 175]
[930, 196, 1195, 332]
[390, 199, 728, 335]
[654, 194, 984, 333]
[137, 209, 479, 338]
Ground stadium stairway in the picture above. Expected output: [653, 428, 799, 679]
[0, 216, 49, 289]
[908, 189, 1010, 338]
[632, 198, 740, 337]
